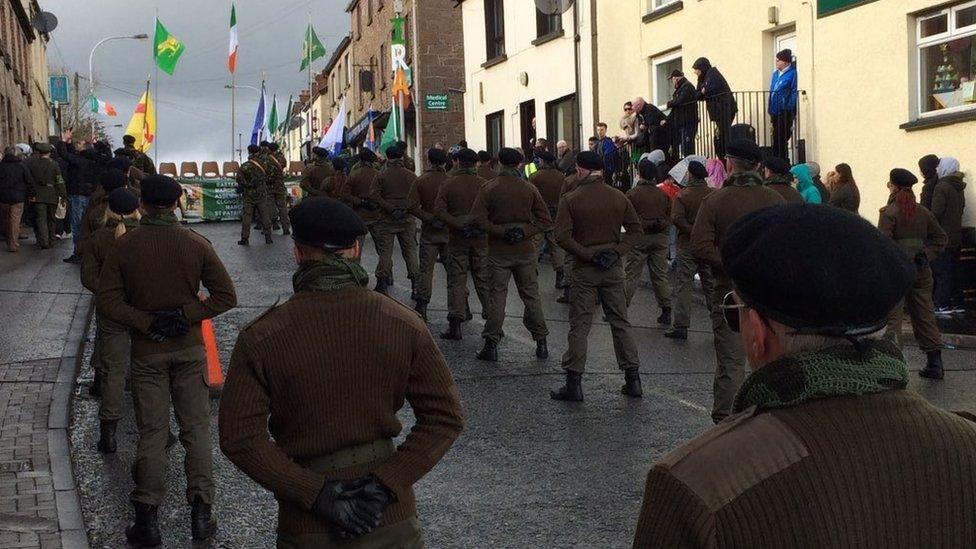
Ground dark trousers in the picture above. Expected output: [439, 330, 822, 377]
[771, 110, 796, 160]
[671, 123, 698, 160]
[932, 247, 963, 309]
[711, 109, 736, 159]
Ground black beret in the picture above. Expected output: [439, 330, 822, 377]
[638, 159, 658, 181]
[331, 157, 347, 171]
[457, 148, 478, 164]
[498, 147, 523, 167]
[108, 156, 132, 173]
[122, 134, 136, 145]
[722, 204, 915, 336]
[312, 146, 329, 158]
[259, 141, 272, 148]
[890, 168, 918, 188]
[427, 148, 448, 165]
[535, 149, 555, 163]
[688, 161, 708, 180]
[34, 142, 53, 153]
[247, 144, 261, 154]
[576, 151, 604, 171]
[268, 143, 280, 152]
[396, 141, 407, 150]
[99, 169, 127, 192]
[359, 149, 377, 163]
[726, 138, 762, 164]
[141, 175, 183, 207]
[107, 188, 139, 215]
[763, 155, 792, 176]
[385, 146, 403, 160]
[477, 150, 491, 163]
[290, 197, 367, 251]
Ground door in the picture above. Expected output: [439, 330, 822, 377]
[774, 31, 797, 63]
[520, 100, 536, 155]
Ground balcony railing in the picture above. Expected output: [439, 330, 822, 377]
[691, 90, 807, 164]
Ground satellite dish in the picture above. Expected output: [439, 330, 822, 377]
[534, 0, 574, 15]
[31, 11, 58, 33]
[288, 115, 304, 131]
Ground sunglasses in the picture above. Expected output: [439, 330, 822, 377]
[720, 291, 746, 332]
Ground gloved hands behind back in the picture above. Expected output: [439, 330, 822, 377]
[313, 476, 393, 542]
[148, 309, 191, 341]
[391, 208, 407, 220]
[460, 225, 483, 239]
[429, 219, 446, 230]
[503, 227, 525, 245]
[591, 249, 620, 271]
[360, 199, 379, 211]
[328, 476, 393, 541]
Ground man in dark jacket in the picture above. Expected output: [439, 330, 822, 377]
[693, 57, 737, 159]
[0, 146, 35, 252]
[930, 158, 967, 314]
[918, 154, 940, 209]
[57, 136, 111, 262]
[665, 70, 700, 161]
[26, 143, 66, 249]
[627, 97, 668, 158]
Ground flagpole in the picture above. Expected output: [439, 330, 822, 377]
[307, 11, 313, 155]
[154, 9, 160, 166]
[231, 72, 236, 164]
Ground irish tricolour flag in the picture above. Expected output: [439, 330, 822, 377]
[90, 96, 117, 117]
[228, 3, 238, 74]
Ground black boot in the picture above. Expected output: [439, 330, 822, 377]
[89, 369, 103, 397]
[440, 318, 463, 340]
[237, 239, 249, 246]
[374, 277, 390, 295]
[554, 269, 564, 289]
[550, 371, 583, 402]
[190, 497, 217, 541]
[919, 350, 945, 380]
[264, 234, 274, 245]
[657, 307, 672, 326]
[476, 339, 498, 362]
[621, 368, 643, 398]
[414, 300, 428, 322]
[125, 501, 162, 547]
[535, 339, 549, 359]
[97, 420, 117, 453]
[663, 326, 687, 340]
[556, 287, 571, 304]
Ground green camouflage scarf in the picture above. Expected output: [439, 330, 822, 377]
[498, 166, 521, 178]
[140, 211, 180, 226]
[454, 167, 477, 176]
[292, 257, 370, 293]
[765, 174, 794, 186]
[725, 171, 764, 188]
[685, 177, 708, 188]
[733, 339, 909, 413]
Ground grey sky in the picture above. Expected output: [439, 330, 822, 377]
[41, 0, 348, 165]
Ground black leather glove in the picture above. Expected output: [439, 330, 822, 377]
[313, 479, 383, 540]
[429, 219, 446, 230]
[360, 199, 379, 211]
[461, 225, 483, 239]
[591, 249, 620, 271]
[329, 477, 393, 541]
[503, 227, 525, 245]
[645, 219, 663, 233]
[914, 252, 929, 270]
[149, 309, 191, 338]
[392, 208, 407, 220]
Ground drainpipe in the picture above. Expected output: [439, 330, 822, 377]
[590, 0, 599, 130]
[573, 0, 582, 150]
[801, 1, 816, 162]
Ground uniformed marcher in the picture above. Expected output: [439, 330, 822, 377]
[80, 188, 140, 454]
[555, 171, 583, 304]
[300, 147, 335, 199]
[435, 148, 491, 340]
[237, 144, 273, 246]
[624, 159, 672, 324]
[551, 151, 644, 401]
[690, 138, 785, 423]
[471, 147, 552, 362]
[762, 155, 803, 204]
[409, 148, 451, 320]
[218, 197, 463, 549]
[634, 204, 976, 547]
[122, 134, 157, 175]
[529, 149, 568, 288]
[325, 158, 347, 199]
[476, 150, 496, 181]
[665, 161, 715, 340]
[396, 140, 417, 172]
[25, 143, 66, 249]
[880, 168, 948, 379]
[266, 143, 291, 234]
[98, 175, 237, 545]
[339, 149, 382, 252]
[369, 146, 420, 295]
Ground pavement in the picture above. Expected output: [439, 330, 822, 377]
[3, 222, 975, 548]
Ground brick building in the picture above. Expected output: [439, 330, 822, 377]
[0, 0, 50, 147]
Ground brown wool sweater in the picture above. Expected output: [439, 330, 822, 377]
[409, 169, 450, 243]
[633, 391, 976, 548]
[626, 182, 672, 233]
[434, 172, 488, 247]
[530, 168, 567, 209]
[878, 202, 947, 261]
[477, 165, 497, 181]
[470, 172, 553, 255]
[370, 161, 418, 222]
[300, 161, 335, 198]
[339, 165, 381, 223]
[97, 223, 237, 357]
[690, 183, 785, 269]
[218, 288, 464, 536]
[555, 175, 643, 261]
[80, 223, 122, 293]
[672, 185, 714, 247]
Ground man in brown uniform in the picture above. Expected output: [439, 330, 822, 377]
[237, 145, 273, 246]
[25, 143, 65, 249]
[625, 159, 672, 325]
[409, 148, 451, 319]
[691, 139, 785, 423]
[665, 161, 715, 340]
[219, 198, 463, 548]
[98, 175, 236, 545]
[476, 150, 496, 181]
[880, 168, 947, 379]
[762, 155, 804, 204]
[471, 148, 552, 362]
[552, 151, 644, 401]
[300, 147, 335, 199]
[369, 146, 420, 295]
[634, 204, 976, 548]
[339, 149, 382, 252]
[435, 148, 491, 340]
[529, 150, 568, 288]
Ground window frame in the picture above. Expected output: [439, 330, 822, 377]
[649, 0, 680, 12]
[486, 110, 505, 155]
[649, 49, 683, 108]
[484, 0, 506, 62]
[536, 7, 562, 38]
[545, 94, 578, 151]
[915, 0, 976, 118]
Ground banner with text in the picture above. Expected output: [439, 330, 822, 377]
[178, 177, 303, 222]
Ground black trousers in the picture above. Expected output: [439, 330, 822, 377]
[771, 110, 796, 160]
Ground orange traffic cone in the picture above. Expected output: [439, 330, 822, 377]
[202, 318, 224, 389]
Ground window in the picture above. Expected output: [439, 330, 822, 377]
[916, 1, 976, 116]
[648, 0, 679, 11]
[485, 0, 505, 60]
[536, 7, 561, 38]
[650, 50, 682, 107]
[345, 53, 352, 90]
[369, 56, 377, 99]
[380, 43, 387, 89]
[546, 94, 578, 151]
[356, 6, 362, 39]
[367, 0, 373, 25]
[486, 110, 504, 155]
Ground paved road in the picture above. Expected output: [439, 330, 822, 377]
[67, 222, 976, 548]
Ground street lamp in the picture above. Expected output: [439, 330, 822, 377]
[224, 84, 263, 162]
[88, 33, 149, 137]
[224, 84, 261, 94]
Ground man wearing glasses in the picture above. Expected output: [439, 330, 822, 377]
[689, 139, 784, 423]
[633, 204, 976, 546]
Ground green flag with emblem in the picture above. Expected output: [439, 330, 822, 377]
[153, 18, 185, 75]
[300, 24, 326, 71]
[268, 95, 279, 139]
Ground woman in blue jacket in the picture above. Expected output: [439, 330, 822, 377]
[769, 49, 798, 160]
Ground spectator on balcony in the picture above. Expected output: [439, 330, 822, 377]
[693, 57, 737, 159]
[918, 154, 940, 209]
[769, 49, 798, 160]
[622, 97, 668, 158]
[790, 163, 821, 204]
[665, 70, 700, 162]
[827, 163, 860, 214]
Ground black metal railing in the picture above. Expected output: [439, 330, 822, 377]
[691, 90, 806, 164]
